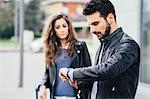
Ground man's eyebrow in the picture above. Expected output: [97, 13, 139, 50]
[91, 21, 99, 25]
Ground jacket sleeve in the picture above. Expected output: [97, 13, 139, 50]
[38, 69, 50, 90]
[77, 41, 93, 89]
[73, 40, 140, 81]
[76, 41, 93, 98]
[80, 41, 92, 67]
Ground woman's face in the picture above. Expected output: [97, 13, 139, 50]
[54, 18, 69, 40]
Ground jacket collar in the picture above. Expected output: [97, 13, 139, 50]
[100, 27, 123, 43]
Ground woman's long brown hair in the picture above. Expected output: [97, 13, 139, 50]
[42, 13, 77, 68]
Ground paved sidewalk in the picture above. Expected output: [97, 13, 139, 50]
[0, 52, 44, 99]
[0, 44, 30, 52]
[0, 45, 18, 52]
[135, 83, 150, 99]
[0, 46, 150, 99]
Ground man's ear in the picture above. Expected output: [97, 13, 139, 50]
[106, 13, 114, 24]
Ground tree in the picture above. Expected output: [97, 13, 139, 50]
[25, 0, 43, 37]
[0, 0, 14, 38]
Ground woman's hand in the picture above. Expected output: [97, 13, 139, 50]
[39, 85, 47, 99]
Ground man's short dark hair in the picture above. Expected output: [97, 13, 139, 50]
[83, 0, 116, 21]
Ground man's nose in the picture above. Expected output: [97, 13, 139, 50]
[90, 26, 96, 33]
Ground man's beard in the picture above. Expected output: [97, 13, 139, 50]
[92, 20, 111, 40]
[103, 20, 111, 38]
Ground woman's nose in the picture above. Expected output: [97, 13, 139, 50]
[60, 27, 65, 32]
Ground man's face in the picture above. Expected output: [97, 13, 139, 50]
[87, 12, 110, 40]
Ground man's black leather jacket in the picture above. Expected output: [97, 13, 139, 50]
[73, 28, 140, 99]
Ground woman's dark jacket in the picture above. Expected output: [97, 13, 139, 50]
[39, 40, 92, 99]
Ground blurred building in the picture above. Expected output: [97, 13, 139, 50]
[140, 0, 150, 85]
[41, 0, 91, 39]
[0, 0, 2, 4]
[41, 0, 150, 86]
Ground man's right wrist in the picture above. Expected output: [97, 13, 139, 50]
[67, 69, 74, 81]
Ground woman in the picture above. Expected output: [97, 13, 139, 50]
[38, 13, 92, 99]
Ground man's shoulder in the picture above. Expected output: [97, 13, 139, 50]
[121, 33, 132, 42]
[121, 32, 140, 47]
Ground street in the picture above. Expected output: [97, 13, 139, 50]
[0, 51, 45, 99]
[0, 51, 150, 99]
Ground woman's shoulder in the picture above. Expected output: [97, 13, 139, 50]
[75, 40, 86, 46]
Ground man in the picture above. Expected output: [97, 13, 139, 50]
[59, 0, 140, 99]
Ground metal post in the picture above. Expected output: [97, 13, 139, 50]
[14, 0, 19, 40]
[18, 0, 24, 87]
[139, 0, 143, 82]
[140, 0, 143, 45]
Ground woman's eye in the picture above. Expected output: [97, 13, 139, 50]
[55, 26, 60, 29]
[63, 25, 66, 28]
